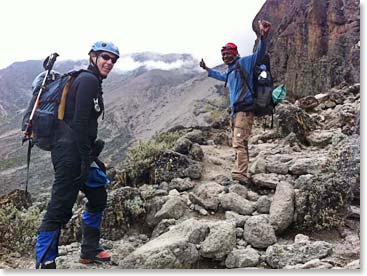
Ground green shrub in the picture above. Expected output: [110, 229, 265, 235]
[295, 175, 351, 231]
[0, 205, 41, 256]
[124, 130, 184, 184]
[153, 130, 185, 149]
[124, 196, 145, 217]
[125, 140, 165, 181]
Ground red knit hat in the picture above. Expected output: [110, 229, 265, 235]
[221, 42, 238, 56]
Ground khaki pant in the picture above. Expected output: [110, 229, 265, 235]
[231, 111, 254, 181]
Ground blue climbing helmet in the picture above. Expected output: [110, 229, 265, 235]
[89, 41, 120, 58]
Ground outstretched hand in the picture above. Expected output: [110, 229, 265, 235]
[258, 19, 271, 39]
[199, 59, 208, 70]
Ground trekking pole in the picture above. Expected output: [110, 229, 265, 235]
[22, 52, 59, 141]
[22, 52, 59, 193]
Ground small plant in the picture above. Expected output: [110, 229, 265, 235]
[125, 140, 165, 181]
[295, 175, 351, 231]
[124, 196, 145, 217]
[0, 205, 41, 257]
[124, 130, 184, 184]
[153, 130, 185, 149]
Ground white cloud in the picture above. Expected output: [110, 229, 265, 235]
[113, 54, 199, 72]
[0, 0, 266, 69]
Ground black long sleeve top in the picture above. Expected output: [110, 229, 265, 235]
[63, 65, 104, 161]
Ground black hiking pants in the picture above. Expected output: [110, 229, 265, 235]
[39, 140, 107, 233]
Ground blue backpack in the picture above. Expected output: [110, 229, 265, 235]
[224, 54, 275, 117]
[22, 69, 87, 151]
[251, 62, 274, 117]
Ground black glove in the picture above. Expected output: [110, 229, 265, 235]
[91, 139, 105, 161]
[95, 158, 107, 174]
[74, 158, 90, 183]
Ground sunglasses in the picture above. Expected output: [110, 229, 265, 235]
[100, 54, 118, 64]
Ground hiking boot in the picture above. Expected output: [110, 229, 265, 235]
[79, 251, 112, 264]
[232, 176, 251, 185]
[40, 260, 56, 269]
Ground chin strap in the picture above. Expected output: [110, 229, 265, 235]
[89, 56, 106, 80]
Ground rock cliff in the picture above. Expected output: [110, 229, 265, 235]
[253, 0, 360, 99]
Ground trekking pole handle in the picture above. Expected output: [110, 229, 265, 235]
[28, 53, 59, 122]
[43, 52, 59, 71]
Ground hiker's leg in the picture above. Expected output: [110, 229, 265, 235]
[231, 111, 254, 181]
[80, 185, 108, 261]
[36, 142, 80, 268]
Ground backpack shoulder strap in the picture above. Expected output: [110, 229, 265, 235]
[57, 75, 75, 120]
[57, 69, 88, 120]
[224, 67, 235, 88]
[235, 61, 253, 95]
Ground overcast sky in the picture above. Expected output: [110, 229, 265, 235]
[1, 0, 266, 70]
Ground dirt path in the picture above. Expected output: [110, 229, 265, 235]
[200, 144, 234, 181]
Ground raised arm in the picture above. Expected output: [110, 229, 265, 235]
[239, 20, 272, 72]
[199, 58, 227, 81]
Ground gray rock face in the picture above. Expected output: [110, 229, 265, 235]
[220, 192, 255, 215]
[269, 181, 295, 233]
[243, 215, 277, 249]
[255, 0, 360, 99]
[154, 196, 187, 221]
[151, 219, 176, 238]
[225, 247, 260, 268]
[251, 173, 281, 189]
[119, 218, 209, 268]
[256, 195, 272, 214]
[145, 196, 169, 227]
[169, 177, 195, 191]
[284, 259, 333, 269]
[189, 143, 204, 161]
[173, 137, 192, 154]
[189, 181, 223, 210]
[289, 156, 328, 175]
[183, 129, 207, 145]
[228, 184, 248, 198]
[266, 162, 289, 175]
[294, 174, 314, 189]
[275, 102, 317, 144]
[199, 221, 236, 260]
[225, 211, 249, 227]
[306, 129, 334, 147]
[265, 240, 333, 268]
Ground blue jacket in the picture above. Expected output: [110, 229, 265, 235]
[208, 38, 268, 117]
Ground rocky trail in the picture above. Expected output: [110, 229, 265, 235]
[0, 83, 360, 270]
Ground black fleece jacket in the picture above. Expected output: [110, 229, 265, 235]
[63, 65, 104, 162]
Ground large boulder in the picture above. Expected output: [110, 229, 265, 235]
[243, 215, 277, 249]
[189, 182, 223, 211]
[265, 235, 333, 268]
[199, 221, 236, 260]
[118, 218, 209, 268]
[275, 102, 317, 145]
[269, 181, 294, 233]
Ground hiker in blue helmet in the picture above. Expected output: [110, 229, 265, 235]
[35, 41, 119, 269]
[200, 20, 271, 185]
[88, 41, 120, 78]
[90, 41, 120, 57]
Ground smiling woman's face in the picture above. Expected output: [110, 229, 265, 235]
[94, 51, 118, 77]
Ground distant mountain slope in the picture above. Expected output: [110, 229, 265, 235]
[0, 53, 226, 196]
